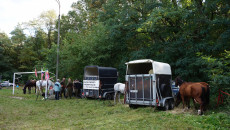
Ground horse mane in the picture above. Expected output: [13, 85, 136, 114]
[175, 77, 184, 86]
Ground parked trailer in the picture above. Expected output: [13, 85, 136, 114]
[83, 66, 118, 100]
[125, 59, 174, 110]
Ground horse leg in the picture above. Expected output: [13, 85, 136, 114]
[181, 96, 185, 109]
[36, 91, 39, 101]
[36, 88, 40, 101]
[118, 93, 121, 103]
[194, 98, 203, 115]
[192, 98, 198, 109]
[114, 92, 117, 105]
[28, 86, 31, 94]
[187, 98, 191, 109]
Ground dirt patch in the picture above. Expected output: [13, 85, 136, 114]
[169, 107, 198, 115]
[9, 96, 23, 100]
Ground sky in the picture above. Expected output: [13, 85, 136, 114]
[0, 0, 78, 36]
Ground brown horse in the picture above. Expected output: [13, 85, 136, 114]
[23, 80, 36, 94]
[175, 77, 210, 115]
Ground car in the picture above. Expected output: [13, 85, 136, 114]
[1, 81, 14, 87]
[171, 81, 179, 97]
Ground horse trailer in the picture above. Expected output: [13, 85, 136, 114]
[125, 59, 174, 110]
[83, 66, 118, 100]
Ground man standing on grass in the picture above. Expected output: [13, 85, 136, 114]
[54, 79, 61, 100]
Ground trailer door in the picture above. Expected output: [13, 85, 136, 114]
[127, 74, 154, 105]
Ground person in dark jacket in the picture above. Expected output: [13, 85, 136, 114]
[74, 79, 82, 98]
[60, 77, 66, 98]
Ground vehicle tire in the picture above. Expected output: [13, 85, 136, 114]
[169, 99, 175, 110]
[163, 100, 169, 111]
[105, 94, 112, 100]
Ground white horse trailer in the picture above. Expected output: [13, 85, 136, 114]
[125, 59, 174, 110]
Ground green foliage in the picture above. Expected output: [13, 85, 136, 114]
[0, 88, 230, 129]
[0, 0, 229, 105]
[201, 51, 230, 103]
[0, 32, 15, 80]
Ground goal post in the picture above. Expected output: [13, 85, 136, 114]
[12, 71, 43, 95]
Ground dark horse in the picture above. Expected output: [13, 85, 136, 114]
[175, 77, 210, 115]
[23, 80, 36, 94]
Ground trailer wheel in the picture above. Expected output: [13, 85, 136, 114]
[169, 99, 174, 110]
[105, 94, 112, 100]
[163, 100, 169, 111]
[129, 104, 137, 109]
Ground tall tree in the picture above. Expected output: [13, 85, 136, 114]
[39, 10, 57, 49]
[0, 32, 14, 80]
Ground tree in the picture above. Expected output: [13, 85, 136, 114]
[0, 32, 15, 80]
[39, 10, 57, 49]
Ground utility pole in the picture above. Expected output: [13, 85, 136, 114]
[55, 0, 60, 81]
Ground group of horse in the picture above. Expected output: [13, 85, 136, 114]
[23, 78, 83, 100]
[23, 77, 209, 115]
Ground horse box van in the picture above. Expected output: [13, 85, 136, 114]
[125, 59, 174, 110]
[83, 66, 118, 100]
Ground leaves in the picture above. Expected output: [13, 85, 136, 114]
[0, 0, 229, 103]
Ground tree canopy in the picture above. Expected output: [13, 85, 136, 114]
[0, 0, 229, 101]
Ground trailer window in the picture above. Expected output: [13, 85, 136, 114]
[127, 63, 153, 75]
[85, 67, 98, 77]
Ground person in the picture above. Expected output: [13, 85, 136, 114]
[99, 81, 103, 98]
[49, 85, 54, 96]
[54, 79, 61, 100]
[66, 78, 73, 99]
[74, 79, 83, 98]
[60, 77, 66, 98]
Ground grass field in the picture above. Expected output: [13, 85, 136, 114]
[0, 87, 230, 129]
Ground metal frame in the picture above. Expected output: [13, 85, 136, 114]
[126, 74, 173, 107]
[126, 74, 157, 106]
[13, 71, 43, 95]
[12, 71, 55, 98]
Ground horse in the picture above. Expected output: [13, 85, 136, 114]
[175, 77, 210, 109]
[114, 83, 126, 104]
[36, 80, 54, 100]
[175, 77, 210, 115]
[66, 78, 73, 99]
[23, 80, 36, 94]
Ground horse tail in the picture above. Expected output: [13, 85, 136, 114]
[206, 85, 210, 105]
[201, 87, 206, 106]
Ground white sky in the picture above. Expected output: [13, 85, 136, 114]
[0, 0, 78, 36]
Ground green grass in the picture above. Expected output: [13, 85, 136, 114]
[0, 87, 230, 129]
